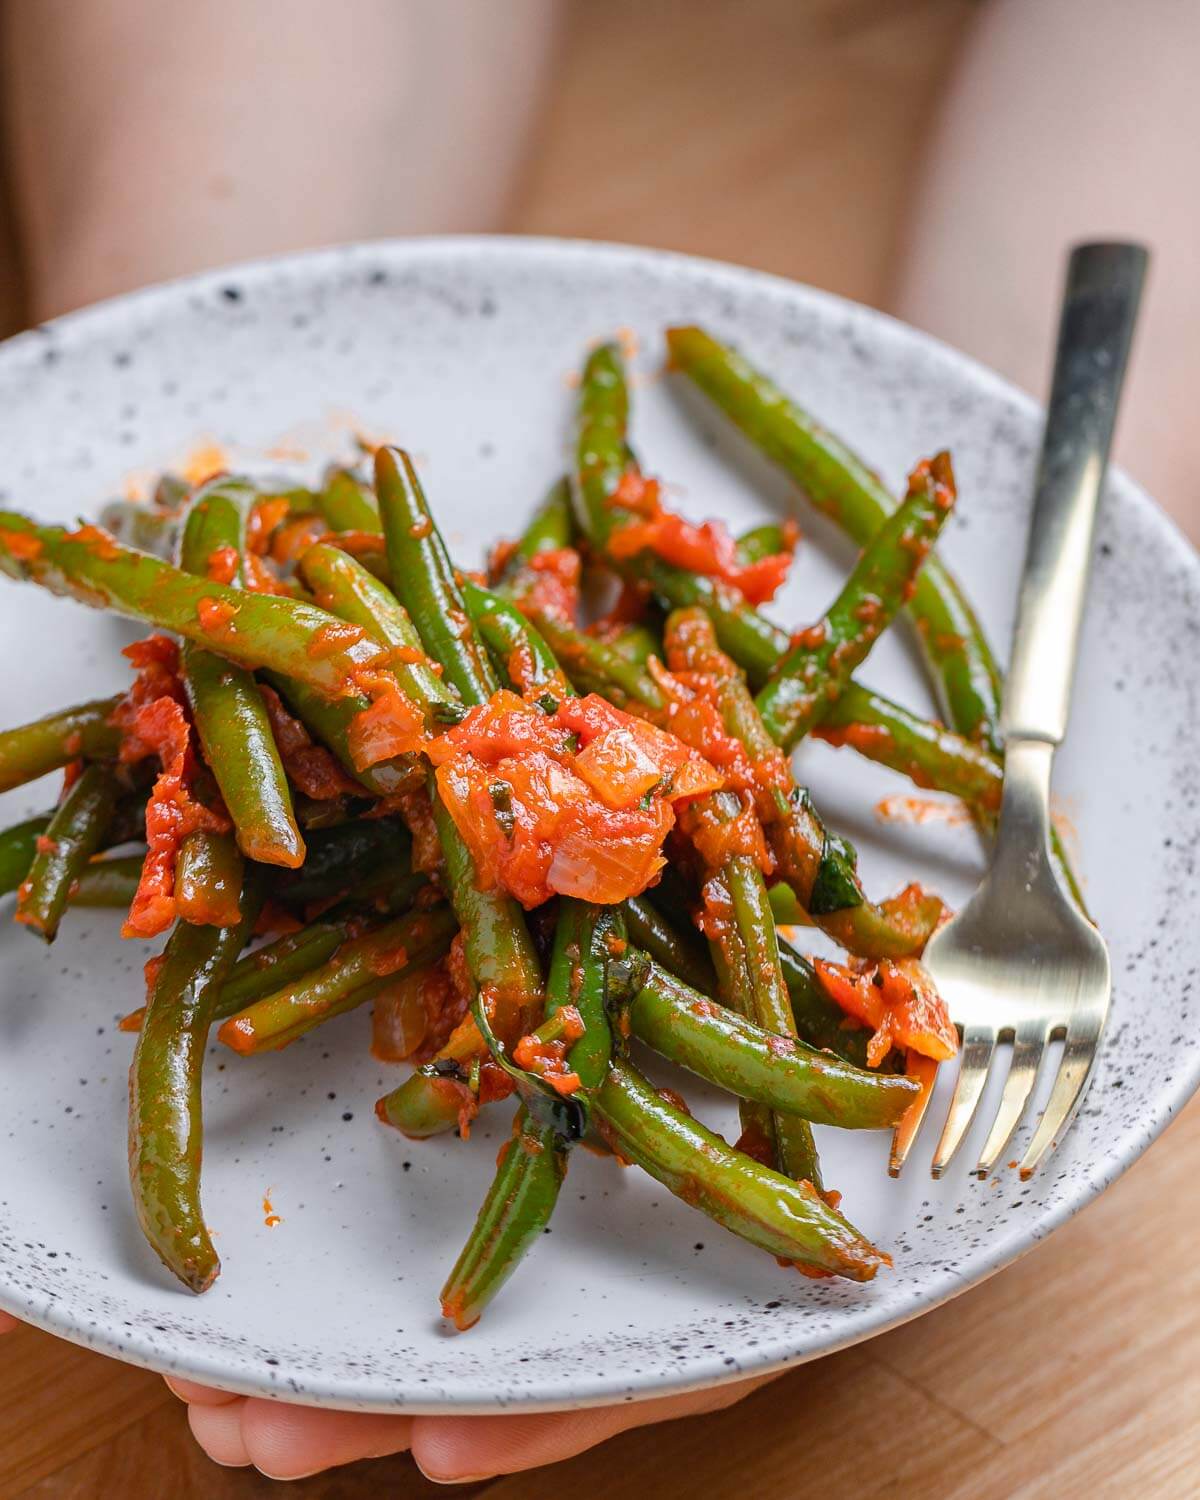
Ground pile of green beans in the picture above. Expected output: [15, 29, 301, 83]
[0, 322, 1046, 1323]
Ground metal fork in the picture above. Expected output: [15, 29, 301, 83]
[907, 241, 1148, 1182]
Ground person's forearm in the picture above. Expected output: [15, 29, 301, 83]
[2, 0, 561, 319]
[893, 0, 1200, 541]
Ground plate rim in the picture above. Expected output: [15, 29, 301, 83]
[0, 232, 1197, 1413]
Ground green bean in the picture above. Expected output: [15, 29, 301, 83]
[218, 904, 455, 1054]
[154, 474, 192, 511]
[643, 869, 888, 1070]
[531, 610, 664, 711]
[600, 431, 1066, 921]
[463, 579, 568, 696]
[177, 479, 305, 868]
[15, 764, 120, 941]
[273, 817, 412, 905]
[624, 892, 716, 995]
[671, 606, 943, 957]
[700, 859, 822, 1188]
[605, 623, 661, 668]
[627, 962, 916, 1128]
[0, 814, 50, 896]
[319, 467, 381, 533]
[0, 511, 392, 697]
[500, 477, 574, 576]
[665, 325, 1002, 748]
[128, 865, 264, 1292]
[261, 671, 423, 798]
[735, 522, 792, 566]
[216, 924, 350, 1018]
[69, 853, 144, 908]
[441, 901, 614, 1329]
[174, 830, 245, 927]
[297, 543, 454, 714]
[0, 697, 123, 793]
[374, 446, 499, 705]
[430, 793, 542, 1031]
[767, 876, 940, 964]
[122, 875, 428, 1032]
[439, 1106, 565, 1330]
[755, 453, 956, 751]
[815, 680, 1003, 809]
[548, 901, 617, 1089]
[594, 1059, 884, 1279]
[641, 560, 788, 688]
[98, 499, 181, 560]
[99, 484, 316, 562]
[569, 343, 630, 551]
[645, 870, 890, 1070]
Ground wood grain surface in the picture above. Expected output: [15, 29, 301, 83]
[3, 2, 1197, 1496]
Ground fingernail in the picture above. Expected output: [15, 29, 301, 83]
[255, 1466, 322, 1482]
[416, 1465, 493, 1485]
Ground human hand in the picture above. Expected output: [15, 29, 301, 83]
[168, 1368, 778, 1483]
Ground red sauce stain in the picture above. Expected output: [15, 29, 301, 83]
[205, 545, 240, 584]
[874, 793, 971, 828]
[0, 528, 43, 560]
[182, 444, 229, 489]
[197, 596, 240, 634]
[308, 620, 367, 659]
[262, 1190, 282, 1229]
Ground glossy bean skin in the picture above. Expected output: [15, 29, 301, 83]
[128, 867, 264, 1293]
[177, 477, 305, 868]
[627, 961, 917, 1128]
[15, 763, 120, 941]
[594, 1059, 886, 1279]
[0, 697, 122, 794]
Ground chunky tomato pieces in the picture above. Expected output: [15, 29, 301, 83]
[507, 547, 582, 622]
[607, 470, 795, 606]
[812, 956, 958, 1068]
[426, 691, 721, 907]
[109, 637, 230, 938]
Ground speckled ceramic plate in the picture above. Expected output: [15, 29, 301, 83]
[1, 238, 1197, 1414]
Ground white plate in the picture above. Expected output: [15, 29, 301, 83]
[0, 238, 1197, 1414]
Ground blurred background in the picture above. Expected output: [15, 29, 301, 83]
[0, 0, 957, 333]
[0, 1, 1196, 1496]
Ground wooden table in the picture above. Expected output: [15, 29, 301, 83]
[3, 2, 1197, 1495]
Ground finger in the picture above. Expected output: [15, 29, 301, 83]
[187, 1398, 253, 1468]
[412, 1371, 779, 1483]
[164, 1376, 241, 1406]
[0, 1313, 18, 1335]
[239, 1400, 414, 1482]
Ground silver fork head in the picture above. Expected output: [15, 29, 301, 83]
[898, 242, 1143, 1179]
[915, 740, 1111, 1179]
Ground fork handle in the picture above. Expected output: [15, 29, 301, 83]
[1001, 242, 1148, 746]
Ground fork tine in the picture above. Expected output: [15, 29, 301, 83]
[974, 1019, 1049, 1178]
[931, 1025, 995, 1178]
[1018, 1024, 1100, 1179]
